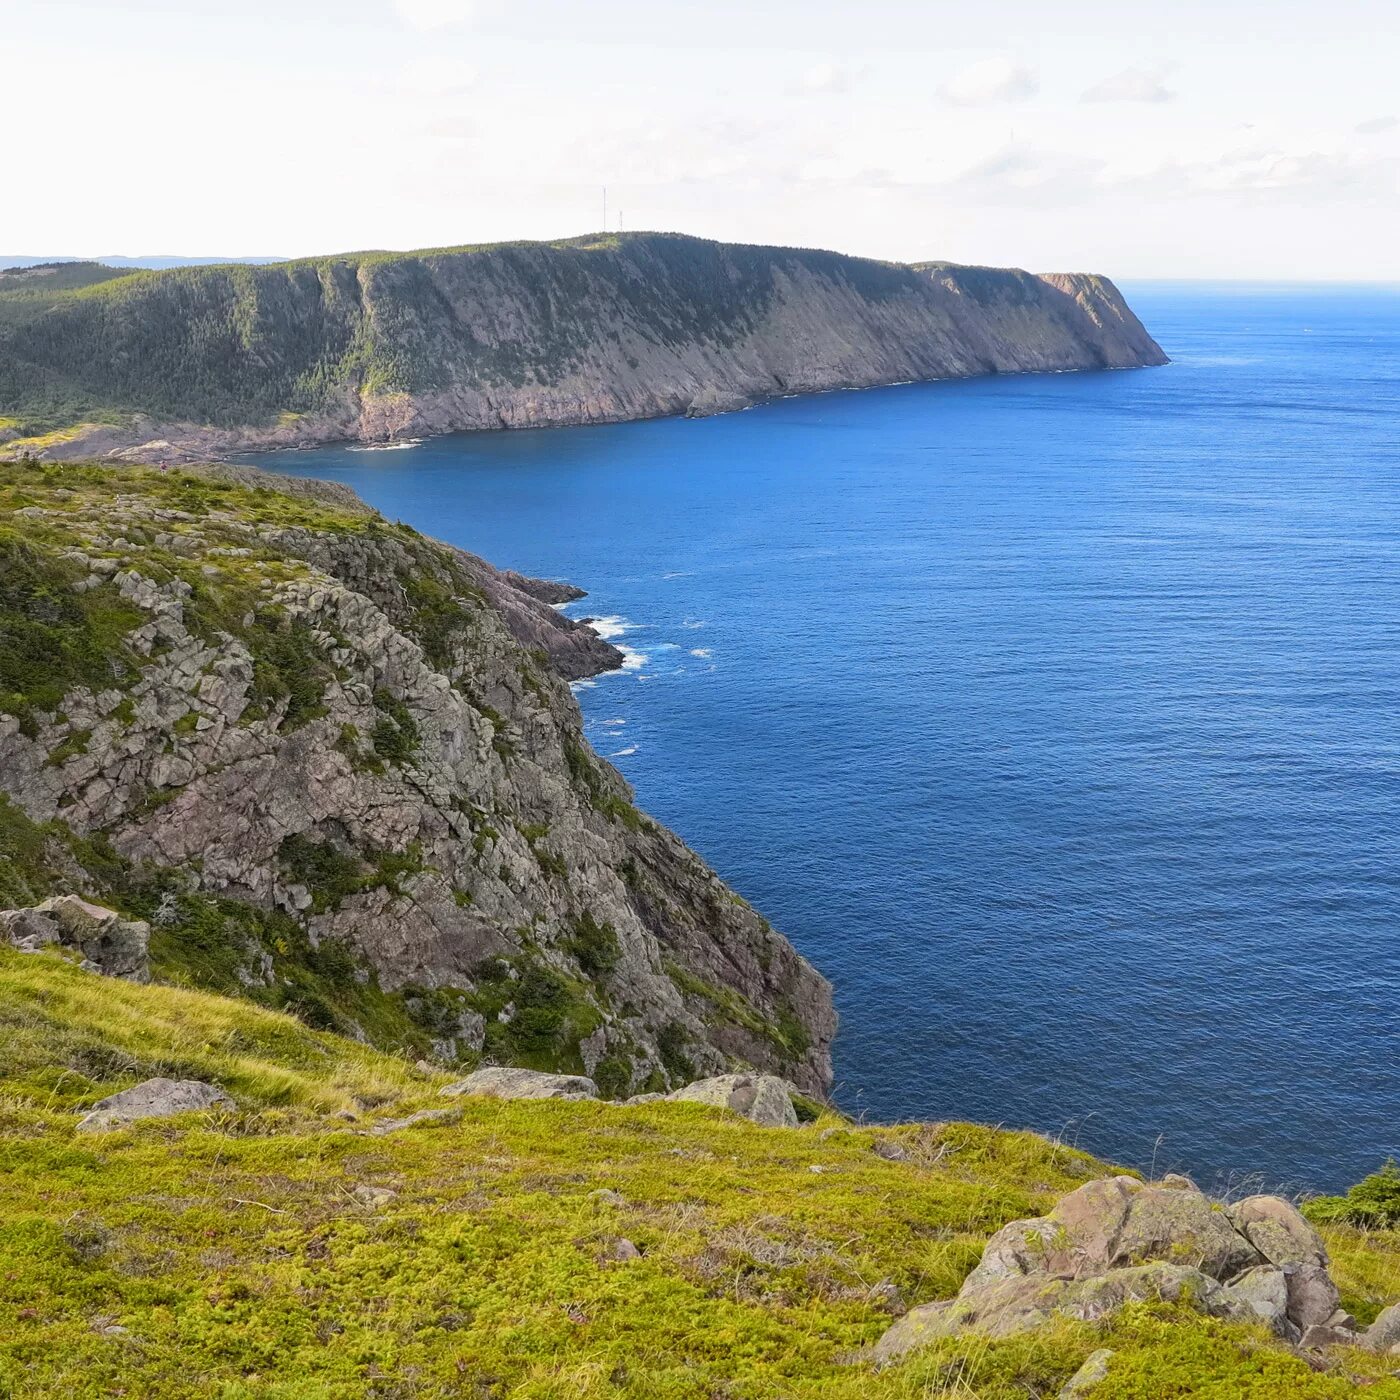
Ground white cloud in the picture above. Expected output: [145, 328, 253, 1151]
[1081, 68, 1174, 104]
[1355, 115, 1397, 135]
[796, 61, 852, 95]
[391, 0, 478, 31]
[940, 55, 1038, 106]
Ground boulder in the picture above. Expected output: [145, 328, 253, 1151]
[1364, 1302, 1400, 1352]
[1, 896, 150, 981]
[1222, 1265, 1294, 1337]
[871, 1176, 1360, 1363]
[77, 1078, 233, 1132]
[1060, 1348, 1114, 1397]
[1229, 1195, 1329, 1269]
[439, 1067, 598, 1101]
[665, 1073, 798, 1127]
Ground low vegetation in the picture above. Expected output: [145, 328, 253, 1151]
[2, 948, 1399, 1397]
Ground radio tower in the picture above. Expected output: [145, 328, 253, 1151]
[602, 186, 607, 234]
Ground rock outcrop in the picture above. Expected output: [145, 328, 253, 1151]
[0, 233, 1167, 462]
[1, 895, 149, 980]
[77, 1078, 234, 1132]
[663, 1072, 799, 1127]
[872, 1176, 1363, 1363]
[440, 1067, 598, 1101]
[0, 463, 835, 1095]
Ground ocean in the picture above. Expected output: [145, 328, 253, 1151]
[249, 283, 1400, 1191]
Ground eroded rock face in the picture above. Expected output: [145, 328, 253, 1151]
[871, 1177, 1361, 1363]
[0, 896, 150, 981]
[664, 1073, 799, 1127]
[440, 1067, 598, 1101]
[0, 467, 836, 1097]
[76, 1078, 234, 1132]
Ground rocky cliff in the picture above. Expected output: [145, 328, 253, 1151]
[0, 460, 835, 1094]
[0, 233, 1166, 461]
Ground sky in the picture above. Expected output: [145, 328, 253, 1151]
[7, 0, 1400, 279]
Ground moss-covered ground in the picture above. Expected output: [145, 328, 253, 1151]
[3, 950, 1399, 1398]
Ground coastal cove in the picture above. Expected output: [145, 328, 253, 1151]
[251, 283, 1400, 1193]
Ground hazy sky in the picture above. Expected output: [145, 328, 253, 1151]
[10, 0, 1400, 278]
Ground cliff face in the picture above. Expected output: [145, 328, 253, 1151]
[0, 233, 1166, 460]
[0, 461, 835, 1094]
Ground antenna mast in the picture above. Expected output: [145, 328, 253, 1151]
[602, 186, 607, 234]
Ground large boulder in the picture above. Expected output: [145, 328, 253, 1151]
[77, 1078, 233, 1132]
[439, 1067, 598, 1101]
[871, 1176, 1362, 1363]
[665, 1073, 798, 1127]
[1, 896, 149, 981]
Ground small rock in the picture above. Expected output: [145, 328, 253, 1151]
[608, 1238, 641, 1262]
[1159, 1174, 1197, 1191]
[867, 1280, 905, 1315]
[1299, 1322, 1359, 1350]
[589, 1188, 625, 1206]
[77, 1078, 234, 1133]
[352, 1185, 398, 1209]
[1060, 1349, 1114, 1397]
[369, 1107, 462, 1136]
[439, 1067, 598, 1101]
[871, 1139, 910, 1162]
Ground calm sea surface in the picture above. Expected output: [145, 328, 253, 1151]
[251, 285, 1400, 1191]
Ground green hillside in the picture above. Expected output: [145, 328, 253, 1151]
[0, 234, 907, 434]
[3, 947, 1399, 1398]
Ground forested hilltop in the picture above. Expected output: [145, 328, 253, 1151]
[0, 232, 1166, 460]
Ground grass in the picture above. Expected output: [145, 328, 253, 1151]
[3, 950, 1399, 1397]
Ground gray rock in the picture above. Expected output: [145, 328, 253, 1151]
[77, 1078, 234, 1132]
[439, 1067, 598, 1101]
[1299, 1322, 1360, 1350]
[871, 1139, 910, 1162]
[608, 1238, 641, 1262]
[352, 1185, 398, 1209]
[1060, 1348, 1114, 1397]
[369, 1107, 462, 1136]
[1363, 1302, 1400, 1352]
[1229, 1195, 1329, 1269]
[1, 896, 150, 981]
[1283, 1262, 1344, 1334]
[1222, 1266, 1293, 1336]
[665, 1073, 797, 1127]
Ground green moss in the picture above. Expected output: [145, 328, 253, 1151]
[0, 531, 145, 728]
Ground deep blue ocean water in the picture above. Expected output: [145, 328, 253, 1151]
[251, 285, 1400, 1191]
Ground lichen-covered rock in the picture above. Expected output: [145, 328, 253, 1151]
[76, 1078, 234, 1132]
[1222, 1266, 1293, 1337]
[1, 896, 149, 981]
[440, 1067, 598, 1101]
[665, 1073, 798, 1127]
[1059, 1348, 1114, 1397]
[870, 1176, 1361, 1362]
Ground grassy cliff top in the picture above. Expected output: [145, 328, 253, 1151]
[2, 947, 1398, 1398]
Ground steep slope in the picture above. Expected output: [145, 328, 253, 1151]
[0, 460, 834, 1093]
[3, 950, 1399, 1398]
[0, 232, 1167, 459]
